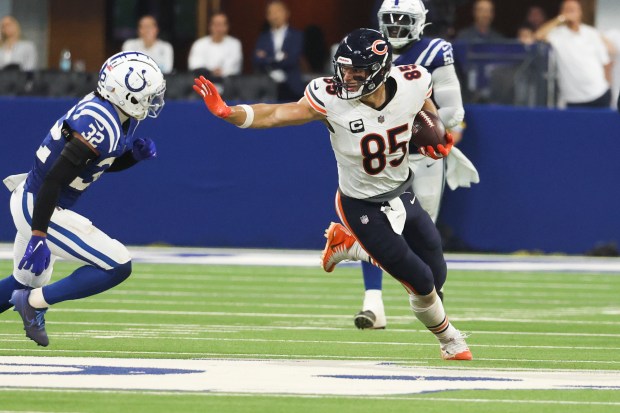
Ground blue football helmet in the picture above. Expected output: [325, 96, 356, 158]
[332, 28, 393, 100]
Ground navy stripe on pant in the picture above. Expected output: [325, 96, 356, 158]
[338, 190, 446, 295]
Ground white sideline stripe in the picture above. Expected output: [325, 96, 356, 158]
[3, 319, 620, 338]
[0, 349, 618, 367]
[2, 332, 620, 352]
[37, 308, 620, 325]
[1, 244, 620, 272]
[1, 389, 620, 406]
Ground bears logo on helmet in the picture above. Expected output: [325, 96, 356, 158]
[332, 28, 392, 100]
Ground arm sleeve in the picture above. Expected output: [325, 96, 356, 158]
[31, 138, 97, 233]
[432, 65, 465, 129]
[105, 151, 138, 173]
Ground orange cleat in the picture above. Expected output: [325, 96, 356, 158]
[321, 222, 356, 273]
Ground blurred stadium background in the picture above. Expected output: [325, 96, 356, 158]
[1, 0, 619, 255]
[1, 2, 620, 412]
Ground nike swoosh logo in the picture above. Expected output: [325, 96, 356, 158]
[32, 240, 44, 253]
[313, 82, 319, 90]
[94, 119, 104, 131]
[426, 163, 434, 168]
[410, 196, 416, 205]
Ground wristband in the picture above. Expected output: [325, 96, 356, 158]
[238, 104, 254, 129]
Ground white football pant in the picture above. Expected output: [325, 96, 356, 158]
[9, 180, 131, 288]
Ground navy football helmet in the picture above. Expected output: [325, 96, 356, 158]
[332, 28, 392, 100]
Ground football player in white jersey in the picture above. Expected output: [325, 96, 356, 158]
[0, 51, 165, 346]
[194, 28, 472, 360]
[324, 0, 478, 331]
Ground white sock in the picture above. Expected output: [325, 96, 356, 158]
[351, 241, 370, 262]
[409, 289, 457, 341]
[28, 288, 50, 309]
[363, 289, 384, 313]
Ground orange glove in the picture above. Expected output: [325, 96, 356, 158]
[418, 132, 454, 160]
[192, 76, 232, 118]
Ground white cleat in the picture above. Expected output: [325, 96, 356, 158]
[440, 330, 473, 360]
[354, 309, 386, 329]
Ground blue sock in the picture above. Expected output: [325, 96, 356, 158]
[0, 274, 27, 313]
[42, 262, 132, 305]
[361, 260, 383, 291]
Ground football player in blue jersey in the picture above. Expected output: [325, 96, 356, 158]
[0, 51, 165, 346]
[322, 0, 479, 330]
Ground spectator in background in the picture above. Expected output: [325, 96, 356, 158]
[524, 5, 547, 31]
[604, 29, 620, 110]
[516, 25, 535, 46]
[455, 0, 504, 42]
[122, 15, 173, 74]
[188, 12, 242, 78]
[535, 0, 611, 108]
[0, 15, 37, 71]
[253, 0, 304, 101]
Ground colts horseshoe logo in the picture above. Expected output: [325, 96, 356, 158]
[371, 40, 388, 56]
[125, 67, 148, 92]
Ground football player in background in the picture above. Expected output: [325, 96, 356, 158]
[194, 28, 472, 360]
[0, 51, 166, 346]
[323, 0, 478, 330]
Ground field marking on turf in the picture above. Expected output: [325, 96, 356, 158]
[0, 342, 619, 367]
[1, 244, 620, 272]
[3, 319, 620, 338]
[2, 331, 620, 353]
[2, 389, 620, 407]
[29, 307, 620, 326]
[1, 357, 619, 396]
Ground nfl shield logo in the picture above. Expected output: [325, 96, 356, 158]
[360, 215, 369, 224]
[378, 115, 385, 123]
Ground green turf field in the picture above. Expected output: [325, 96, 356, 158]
[1, 259, 619, 413]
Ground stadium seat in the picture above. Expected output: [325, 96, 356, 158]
[223, 74, 277, 103]
[164, 72, 199, 100]
[28, 71, 96, 98]
[0, 68, 30, 96]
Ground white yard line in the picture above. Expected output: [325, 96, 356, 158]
[1, 244, 619, 273]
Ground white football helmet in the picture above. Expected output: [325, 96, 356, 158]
[97, 51, 166, 120]
[378, 0, 430, 49]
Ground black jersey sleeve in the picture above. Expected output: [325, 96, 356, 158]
[31, 137, 98, 233]
[105, 151, 138, 173]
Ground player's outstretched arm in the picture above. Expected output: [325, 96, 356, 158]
[193, 76, 324, 129]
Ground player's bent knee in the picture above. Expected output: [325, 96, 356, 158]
[105, 261, 132, 286]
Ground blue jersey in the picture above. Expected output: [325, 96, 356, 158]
[24, 93, 140, 208]
[393, 37, 454, 73]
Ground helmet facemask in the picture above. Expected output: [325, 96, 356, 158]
[378, 0, 429, 49]
[333, 58, 390, 100]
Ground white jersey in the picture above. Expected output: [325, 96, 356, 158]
[304, 65, 432, 199]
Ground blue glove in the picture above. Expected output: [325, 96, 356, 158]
[18, 235, 51, 276]
[132, 138, 157, 161]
